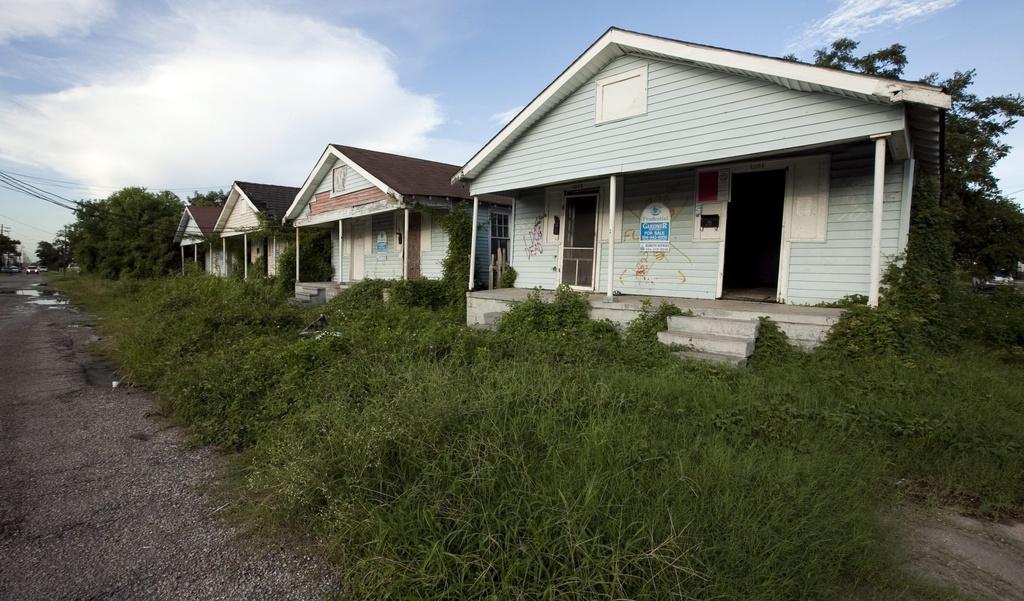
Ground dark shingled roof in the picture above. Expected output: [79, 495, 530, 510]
[185, 206, 223, 236]
[330, 145, 510, 205]
[235, 181, 300, 221]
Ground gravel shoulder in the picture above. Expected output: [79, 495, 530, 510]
[0, 274, 339, 600]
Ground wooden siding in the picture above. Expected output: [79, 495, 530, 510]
[509, 189, 561, 289]
[420, 212, 448, 280]
[222, 198, 260, 235]
[510, 147, 909, 305]
[314, 158, 374, 195]
[474, 205, 492, 287]
[785, 148, 905, 305]
[311, 187, 386, 215]
[470, 54, 905, 195]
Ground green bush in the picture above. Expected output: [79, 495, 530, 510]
[497, 265, 517, 288]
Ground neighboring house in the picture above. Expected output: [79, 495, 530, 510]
[173, 205, 223, 273]
[284, 145, 511, 296]
[454, 28, 952, 308]
[214, 181, 298, 278]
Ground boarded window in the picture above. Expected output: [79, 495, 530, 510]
[787, 158, 830, 242]
[331, 166, 347, 194]
[595, 65, 648, 124]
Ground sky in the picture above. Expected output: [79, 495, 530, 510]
[1, 0, 1022, 261]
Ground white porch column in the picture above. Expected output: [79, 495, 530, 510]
[180, 245, 185, 275]
[403, 208, 410, 280]
[194, 245, 198, 262]
[243, 233, 248, 280]
[868, 134, 889, 307]
[468, 197, 479, 291]
[295, 227, 300, 283]
[606, 175, 620, 302]
[222, 238, 226, 276]
[342, 221, 350, 284]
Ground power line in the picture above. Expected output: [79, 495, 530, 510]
[0, 170, 82, 206]
[0, 169, 228, 192]
[0, 213, 59, 238]
[0, 172, 80, 210]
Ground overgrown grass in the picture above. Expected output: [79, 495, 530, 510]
[54, 273, 1023, 600]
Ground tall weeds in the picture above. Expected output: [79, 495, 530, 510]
[57, 273, 1024, 599]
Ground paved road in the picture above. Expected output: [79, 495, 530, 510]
[0, 273, 338, 600]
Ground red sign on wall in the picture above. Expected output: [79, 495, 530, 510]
[697, 169, 730, 203]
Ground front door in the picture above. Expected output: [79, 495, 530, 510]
[721, 170, 786, 302]
[349, 218, 367, 281]
[560, 192, 598, 288]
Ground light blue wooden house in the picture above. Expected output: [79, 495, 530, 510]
[456, 28, 951, 328]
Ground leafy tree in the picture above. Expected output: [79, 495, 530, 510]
[36, 241, 60, 268]
[35, 226, 73, 269]
[70, 187, 184, 278]
[0, 233, 20, 258]
[187, 189, 228, 207]
[808, 38, 1024, 274]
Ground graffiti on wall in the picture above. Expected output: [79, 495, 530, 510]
[525, 217, 544, 259]
[616, 199, 693, 287]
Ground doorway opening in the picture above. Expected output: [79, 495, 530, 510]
[560, 192, 598, 288]
[721, 169, 786, 302]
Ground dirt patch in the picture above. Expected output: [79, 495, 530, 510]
[900, 506, 1024, 600]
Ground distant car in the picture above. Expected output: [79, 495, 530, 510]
[39, 266, 49, 272]
[974, 271, 1014, 291]
[26, 266, 39, 274]
[0, 266, 13, 274]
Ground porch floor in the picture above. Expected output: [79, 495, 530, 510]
[466, 288, 844, 332]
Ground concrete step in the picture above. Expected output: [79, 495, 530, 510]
[690, 306, 840, 326]
[775, 321, 830, 345]
[667, 315, 760, 338]
[657, 330, 755, 356]
[672, 350, 747, 367]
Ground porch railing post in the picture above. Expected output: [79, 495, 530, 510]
[869, 134, 889, 307]
[295, 227, 300, 283]
[243, 233, 248, 280]
[342, 220, 350, 282]
[180, 245, 185, 275]
[468, 196, 479, 291]
[403, 208, 410, 280]
[222, 238, 226, 276]
[606, 175, 620, 302]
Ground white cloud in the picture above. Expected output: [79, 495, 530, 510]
[0, 5, 445, 196]
[792, 0, 957, 51]
[489, 105, 524, 125]
[0, 0, 115, 44]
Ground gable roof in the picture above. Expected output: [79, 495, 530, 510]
[174, 205, 223, 242]
[186, 206, 223, 236]
[454, 27, 952, 183]
[285, 145, 509, 221]
[234, 181, 298, 222]
[214, 181, 299, 233]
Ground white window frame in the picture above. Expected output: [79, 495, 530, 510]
[594, 64, 648, 125]
[331, 165, 348, 196]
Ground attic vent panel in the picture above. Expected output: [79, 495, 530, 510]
[332, 166, 347, 195]
[595, 64, 648, 124]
